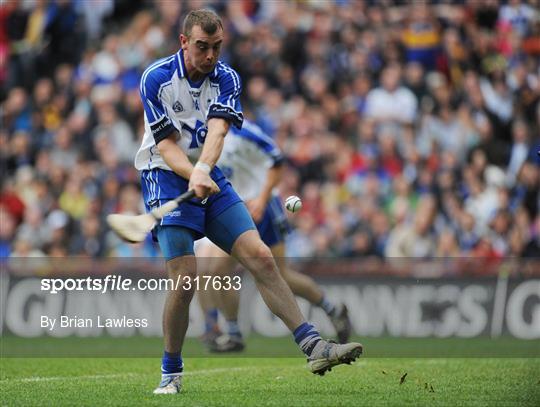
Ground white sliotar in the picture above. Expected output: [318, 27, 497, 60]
[285, 195, 302, 213]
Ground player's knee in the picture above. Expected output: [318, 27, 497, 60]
[254, 242, 274, 264]
[236, 234, 272, 260]
[235, 235, 278, 278]
[166, 257, 197, 293]
[250, 242, 278, 278]
[174, 266, 197, 282]
[253, 241, 271, 258]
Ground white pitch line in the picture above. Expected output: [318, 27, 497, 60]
[3, 373, 138, 383]
[188, 366, 258, 376]
[1, 366, 259, 384]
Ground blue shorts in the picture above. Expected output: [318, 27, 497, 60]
[256, 195, 290, 247]
[141, 167, 255, 259]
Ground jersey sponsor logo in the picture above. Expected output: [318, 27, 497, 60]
[189, 90, 201, 97]
[209, 105, 239, 116]
[208, 105, 243, 127]
[172, 101, 184, 112]
[150, 117, 173, 135]
[211, 105, 231, 113]
[164, 210, 182, 217]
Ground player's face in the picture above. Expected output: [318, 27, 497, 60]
[181, 25, 223, 75]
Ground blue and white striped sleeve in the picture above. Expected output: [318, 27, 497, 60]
[140, 68, 175, 144]
[265, 141, 285, 167]
[236, 123, 284, 167]
[208, 64, 244, 129]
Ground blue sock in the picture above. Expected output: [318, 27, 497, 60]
[161, 351, 183, 374]
[226, 319, 242, 338]
[293, 322, 322, 357]
[205, 308, 219, 334]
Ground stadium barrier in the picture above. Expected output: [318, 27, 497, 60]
[1, 258, 538, 340]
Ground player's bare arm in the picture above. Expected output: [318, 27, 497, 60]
[247, 164, 283, 223]
[156, 133, 194, 179]
[189, 118, 229, 198]
[157, 132, 219, 194]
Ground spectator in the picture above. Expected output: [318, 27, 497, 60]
[506, 119, 531, 184]
[49, 126, 78, 170]
[38, 0, 83, 76]
[365, 64, 418, 125]
[417, 103, 478, 161]
[58, 176, 89, 220]
[436, 229, 460, 257]
[401, 3, 441, 71]
[385, 195, 437, 257]
[498, 0, 537, 37]
[10, 236, 45, 257]
[0, 1, 538, 266]
[457, 211, 481, 253]
[92, 102, 137, 164]
[15, 204, 49, 250]
[488, 209, 512, 256]
[69, 213, 104, 257]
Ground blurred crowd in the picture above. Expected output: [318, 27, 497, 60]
[1, 0, 539, 262]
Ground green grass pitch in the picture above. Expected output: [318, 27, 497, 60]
[1, 337, 539, 406]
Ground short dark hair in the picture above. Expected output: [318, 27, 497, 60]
[183, 9, 223, 38]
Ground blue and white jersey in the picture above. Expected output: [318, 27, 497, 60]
[135, 49, 243, 171]
[218, 120, 284, 201]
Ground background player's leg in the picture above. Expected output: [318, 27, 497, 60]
[254, 195, 345, 325]
[197, 285, 214, 314]
[196, 285, 221, 343]
[231, 230, 304, 331]
[271, 242, 324, 304]
[215, 283, 240, 321]
[272, 242, 351, 343]
[207, 243, 240, 321]
[257, 197, 346, 330]
[203, 242, 244, 351]
[197, 240, 240, 322]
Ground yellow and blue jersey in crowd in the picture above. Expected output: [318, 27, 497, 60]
[402, 22, 441, 70]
